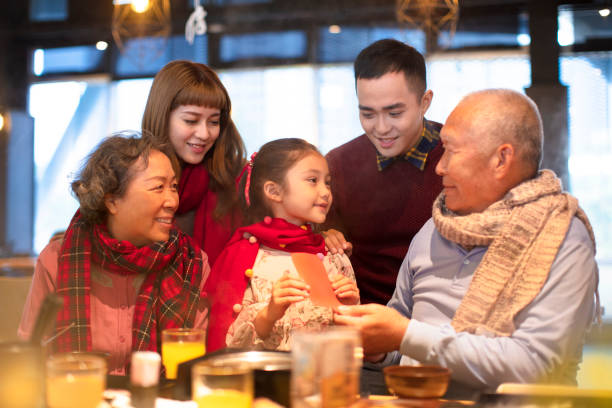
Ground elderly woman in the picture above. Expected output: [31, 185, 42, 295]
[19, 134, 210, 375]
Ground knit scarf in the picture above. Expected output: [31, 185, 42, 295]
[55, 210, 204, 353]
[204, 218, 326, 352]
[432, 170, 596, 336]
[177, 163, 236, 265]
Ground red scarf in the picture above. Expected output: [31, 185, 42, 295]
[177, 164, 236, 265]
[55, 211, 205, 354]
[204, 217, 326, 352]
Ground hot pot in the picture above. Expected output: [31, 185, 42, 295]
[174, 349, 292, 407]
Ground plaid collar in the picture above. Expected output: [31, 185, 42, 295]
[376, 119, 441, 171]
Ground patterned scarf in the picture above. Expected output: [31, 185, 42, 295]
[432, 170, 597, 336]
[55, 210, 205, 353]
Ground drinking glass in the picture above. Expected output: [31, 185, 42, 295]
[46, 352, 106, 408]
[161, 328, 206, 380]
[192, 361, 253, 408]
[0, 342, 44, 408]
[291, 326, 362, 408]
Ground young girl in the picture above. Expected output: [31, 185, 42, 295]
[142, 60, 246, 265]
[205, 138, 359, 352]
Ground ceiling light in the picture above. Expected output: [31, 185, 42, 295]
[33, 49, 44, 76]
[96, 41, 108, 51]
[131, 0, 150, 13]
[517, 34, 531, 46]
[329, 25, 341, 34]
[396, 0, 460, 50]
[112, 0, 171, 67]
[599, 8, 610, 17]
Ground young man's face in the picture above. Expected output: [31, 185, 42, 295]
[357, 71, 432, 158]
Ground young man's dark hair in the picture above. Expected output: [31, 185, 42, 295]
[354, 39, 427, 96]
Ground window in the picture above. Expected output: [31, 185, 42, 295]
[30, 0, 67, 21]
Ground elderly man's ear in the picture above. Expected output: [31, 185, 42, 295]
[492, 143, 516, 180]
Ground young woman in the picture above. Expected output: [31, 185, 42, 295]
[205, 138, 360, 352]
[142, 60, 246, 265]
[19, 134, 210, 375]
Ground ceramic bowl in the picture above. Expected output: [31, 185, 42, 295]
[383, 365, 450, 399]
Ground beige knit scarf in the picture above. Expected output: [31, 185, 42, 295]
[432, 170, 597, 336]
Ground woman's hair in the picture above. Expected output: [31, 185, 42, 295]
[141, 60, 246, 219]
[71, 132, 178, 225]
[239, 138, 321, 225]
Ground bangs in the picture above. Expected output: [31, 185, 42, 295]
[173, 81, 227, 111]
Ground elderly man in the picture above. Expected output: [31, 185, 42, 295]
[334, 89, 599, 391]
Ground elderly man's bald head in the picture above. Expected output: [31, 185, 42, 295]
[454, 89, 543, 178]
[437, 89, 545, 214]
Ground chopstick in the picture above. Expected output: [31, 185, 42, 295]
[42, 322, 76, 347]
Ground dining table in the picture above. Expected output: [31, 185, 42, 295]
[102, 373, 612, 408]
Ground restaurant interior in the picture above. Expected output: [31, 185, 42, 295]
[0, 0, 611, 406]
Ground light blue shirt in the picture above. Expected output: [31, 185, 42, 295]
[383, 217, 598, 390]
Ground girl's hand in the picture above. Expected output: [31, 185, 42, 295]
[331, 274, 360, 305]
[267, 271, 310, 321]
[254, 271, 309, 339]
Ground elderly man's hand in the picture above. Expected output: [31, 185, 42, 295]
[322, 229, 353, 256]
[333, 304, 409, 354]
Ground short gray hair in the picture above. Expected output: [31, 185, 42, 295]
[460, 89, 543, 178]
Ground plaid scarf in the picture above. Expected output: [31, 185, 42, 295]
[376, 119, 440, 171]
[55, 210, 204, 353]
[432, 170, 597, 336]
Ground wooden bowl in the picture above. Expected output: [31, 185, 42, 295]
[383, 365, 450, 399]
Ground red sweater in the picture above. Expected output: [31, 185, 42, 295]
[325, 127, 443, 305]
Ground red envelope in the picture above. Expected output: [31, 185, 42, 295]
[291, 252, 341, 308]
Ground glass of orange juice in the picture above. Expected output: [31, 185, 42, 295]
[192, 361, 253, 408]
[46, 352, 106, 408]
[161, 328, 206, 380]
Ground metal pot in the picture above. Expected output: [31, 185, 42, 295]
[175, 349, 292, 407]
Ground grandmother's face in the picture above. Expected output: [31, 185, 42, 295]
[105, 149, 179, 247]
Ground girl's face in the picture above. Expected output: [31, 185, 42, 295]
[271, 153, 332, 226]
[168, 104, 221, 164]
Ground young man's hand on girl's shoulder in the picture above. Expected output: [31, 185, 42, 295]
[331, 274, 360, 305]
[322, 229, 353, 256]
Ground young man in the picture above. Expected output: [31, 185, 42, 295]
[324, 39, 443, 305]
[334, 89, 599, 392]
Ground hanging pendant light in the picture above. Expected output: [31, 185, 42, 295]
[111, 0, 172, 67]
[396, 0, 460, 50]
